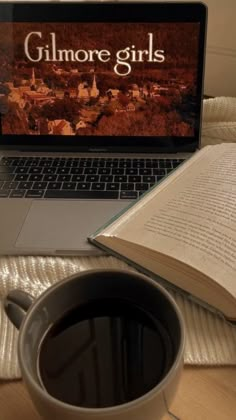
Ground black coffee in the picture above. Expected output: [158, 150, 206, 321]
[38, 298, 174, 408]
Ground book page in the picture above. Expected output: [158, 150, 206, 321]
[106, 143, 236, 298]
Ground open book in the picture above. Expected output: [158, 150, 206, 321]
[89, 143, 236, 321]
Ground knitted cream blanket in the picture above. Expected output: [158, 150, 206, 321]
[1, 97, 236, 379]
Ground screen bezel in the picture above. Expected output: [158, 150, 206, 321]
[0, 1, 207, 153]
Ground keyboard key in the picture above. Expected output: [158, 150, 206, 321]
[52, 159, 66, 167]
[26, 190, 44, 198]
[48, 182, 62, 190]
[112, 168, 124, 175]
[72, 175, 85, 182]
[128, 175, 141, 183]
[12, 159, 26, 166]
[44, 175, 57, 182]
[98, 168, 110, 175]
[133, 160, 145, 168]
[119, 161, 131, 168]
[105, 161, 118, 168]
[100, 175, 113, 182]
[26, 159, 40, 166]
[86, 175, 99, 182]
[136, 183, 149, 191]
[114, 175, 127, 183]
[43, 167, 56, 174]
[18, 182, 33, 189]
[143, 176, 155, 183]
[146, 160, 158, 168]
[71, 168, 84, 175]
[39, 160, 52, 167]
[0, 189, 10, 197]
[121, 183, 134, 191]
[10, 190, 26, 198]
[120, 191, 138, 199]
[29, 174, 43, 182]
[126, 168, 138, 175]
[58, 175, 71, 182]
[84, 168, 97, 175]
[28, 167, 42, 174]
[140, 168, 152, 175]
[65, 160, 78, 168]
[15, 167, 28, 174]
[107, 183, 119, 190]
[62, 182, 76, 190]
[56, 167, 70, 175]
[77, 183, 90, 190]
[159, 160, 172, 168]
[79, 160, 92, 168]
[44, 190, 119, 199]
[153, 169, 166, 176]
[33, 182, 47, 190]
[15, 174, 29, 181]
[3, 181, 18, 189]
[91, 183, 105, 190]
[92, 160, 105, 168]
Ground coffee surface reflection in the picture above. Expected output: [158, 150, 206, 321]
[38, 298, 174, 408]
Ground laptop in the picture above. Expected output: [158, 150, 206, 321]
[0, 1, 207, 256]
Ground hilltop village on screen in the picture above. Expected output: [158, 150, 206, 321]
[0, 22, 200, 136]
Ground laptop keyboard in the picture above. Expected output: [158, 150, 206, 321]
[0, 156, 184, 199]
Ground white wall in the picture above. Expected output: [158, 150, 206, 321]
[203, 0, 236, 97]
[176, 0, 236, 97]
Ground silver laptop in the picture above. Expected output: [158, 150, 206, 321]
[0, 1, 207, 256]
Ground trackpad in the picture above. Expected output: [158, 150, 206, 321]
[15, 200, 127, 253]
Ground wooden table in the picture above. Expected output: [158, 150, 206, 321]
[0, 366, 235, 419]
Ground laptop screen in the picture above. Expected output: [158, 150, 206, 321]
[0, 2, 207, 152]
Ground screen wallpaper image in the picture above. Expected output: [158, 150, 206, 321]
[0, 22, 200, 137]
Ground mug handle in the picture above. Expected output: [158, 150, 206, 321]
[4, 290, 34, 330]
